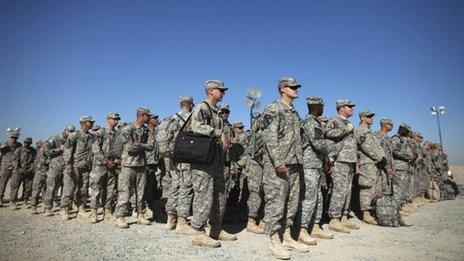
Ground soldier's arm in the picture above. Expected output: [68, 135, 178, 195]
[191, 105, 221, 137]
[63, 135, 77, 170]
[141, 131, 155, 151]
[324, 119, 349, 140]
[359, 133, 385, 163]
[91, 135, 105, 165]
[13, 147, 21, 173]
[262, 106, 285, 167]
[391, 137, 414, 162]
[305, 121, 335, 155]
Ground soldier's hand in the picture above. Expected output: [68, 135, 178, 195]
[346, 123, 354, 133]
[221, 133, 230, 150]
[67, 167, 75, 176]
[59, 145, 65, 151]
[275, 165, 289, 174]
[355, 164, 361, 175]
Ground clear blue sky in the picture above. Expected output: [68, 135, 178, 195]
[1, 1, 463, 164]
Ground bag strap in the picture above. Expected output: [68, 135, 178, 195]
[179, 101, 213, 132]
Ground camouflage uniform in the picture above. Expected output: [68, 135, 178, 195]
[10, 140, 37, 203]
[374, 127, 394, 195]
[89, 125, 119, 210]
[62, 128, 93, 208]
[354, 118, 386, 212]
[0, 140, 22, 201]
[325, 113, 357, 218]
[190, 100, 226, 230]
[114, 121, 153, 218]
[300, 105, 334, 229]
[31, 146, 50, 207]
[261, 100, 303, 235]
[145, 125, 162, 209]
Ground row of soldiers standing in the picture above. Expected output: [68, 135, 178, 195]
[0, 77, 456, 260]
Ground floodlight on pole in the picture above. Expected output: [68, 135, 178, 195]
[246, 88, 261, 128]
[430, 105, 445, 153]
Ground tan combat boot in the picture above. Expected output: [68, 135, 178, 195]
[116, 217, 129, 229]
[258, 219, 266, 230]
[362, 211, 378, 225]
[176, 217, 197, 235]
[31, 206, 38, 215]
[166, 213, 177, 230]
[192, 229, 221, 248]
[329, 218, 350, 233]
[44, 208, 53, 217]
[77, 205, 89, 218]
[10, 202, 19, 210]
[104, 209, 114, 221]
[23, 200, 30, 209]
[60, 208, 69, 221]
[137, 213, 151, 225]
[210, 226, 237, 241]
[90, 209, 98, 224]
[311, 224, 334, 239]
[341, 216, 359, 229]
[282, 228, 310, 252]
[269, 232, 291, 260]
[246, 217, 265, 234]
[399, 210, 410, 217]
[297, 228, 317, 246]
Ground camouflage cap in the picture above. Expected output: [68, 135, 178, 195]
[106, 112, 121, 120]
[24, 137, 33, 143]
[219, 103, 230, 112]
[399, 123, 412, 131]
[137, 106, 152, 116]
[359, 109, 375, 118]
[205, 80, 228, 91]
[79, 116, 95, 123]
[65, 124, 76, 132]
[336, 99, 356, 108]
[180, 95, 193, 103]
[306, 96, 324, 105]
[413, 131, 423, 138]
[233, 121, 244, 128]
[278, 77, 301, 89]
[92, 124, 101, 131]
[6, 127, 20, 138]
[380, 117, 394, 125]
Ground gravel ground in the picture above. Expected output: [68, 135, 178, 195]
[1, 194, 463, 261]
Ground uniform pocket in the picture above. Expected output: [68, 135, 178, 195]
[192, 172, 210, 193]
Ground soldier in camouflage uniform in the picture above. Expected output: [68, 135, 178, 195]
[390, 123, 417, 214]
[10, 137, 37, 209]
[374, 118, 395, 196]
[0, 129, 22, 207]
[31, 140, 50, 214]
[300, 97, 335, 245]
[115, 107, 153, 228]
[145, 115, 162, 213]
[190, 80, 236, 248]
[89, 112, 120, 223]
[43, 124, 75, 216]
[218, 103, 237, 199]
[324, 99, 359, 233]
[411, 132, 429, 205]
[60, 116, 94, 220]
[262, 77, 310, 259]
[354, 109, 387, 225]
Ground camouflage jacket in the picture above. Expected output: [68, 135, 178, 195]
[169, 109, 191, 155]
[191, 101, 222, 138]
[35, 146, 50, 174]
[262, 100, 303, 167]
[17, 145, 37, 173]
[0, 141, 22, 171]
[324, 115, 357, 163]
[390, 135, 416, 171]
[374, 131, 393, 169]
[64, 130, 93, 170]
[120, 122, 153, 167]
[354, 125, 385, 166]
[92, 127, 118, 166]
[45, 133, 67, 170]
[146, 127, 160, 166]
[301, 114, 334, 169]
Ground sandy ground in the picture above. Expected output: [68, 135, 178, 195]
[450, 166, 464, 183]
[0, 194, 464, 260]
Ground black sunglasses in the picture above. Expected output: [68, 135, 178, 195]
[287, 86, 299, 90]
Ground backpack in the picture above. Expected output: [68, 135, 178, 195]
[375, 196, 405, 227]
[108, 126, 130, 160]
[156, 117, 177, 158]
[427, 180, 441, 201]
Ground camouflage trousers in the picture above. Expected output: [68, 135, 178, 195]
[391, 170, 411, 205]
[115, 166, 146, 218]
[301, 168, 323, 228]
[89, 165, 118, 210]
[190, 156, 226, 230]
[30, 171, 47, 207]
[0, 167, 13, 200]
[380, 170, 393, 196]
[9, 171, 34, 203]
[43, 165, 64, 209]
[144, 164, 163, 210]
[165, 169, 180, 215]
[328, 161, 355, 219]
[417, 171, 430, 197]
[263, 161, 301, 236]
[61, 166, 90, 208]
[358, 164, 382, 211]
[409, 172, 418, 198]
[177, 164, 193, 218]
[244, 158, 263, 219]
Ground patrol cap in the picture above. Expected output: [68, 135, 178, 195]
[219, 103, 230, 112]
[233, 122, 244, 128]
[380, 118, 393, 125]
[399, 123, 412, 131]
[180, 95, 194, 103]
[205, 80, 228, 91]
[359, 109, 375, 118]
[92, 124, 101, 131]
[24, 137, 33, 143]
[7, 127, 20, 138]
[306, 96, 324, 105]
[64, 124, 76, 132]
[79, 116, 95, 123]
[106, 112, 121, 120]
[137, 106, 152, 116]
[336, 99, 356, 108]
[278, 77, 301, 89]
[413, 131, 423, 138]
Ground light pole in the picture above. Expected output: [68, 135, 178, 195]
[246, 88, 261, 128]
[430, 106, 445, 153]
